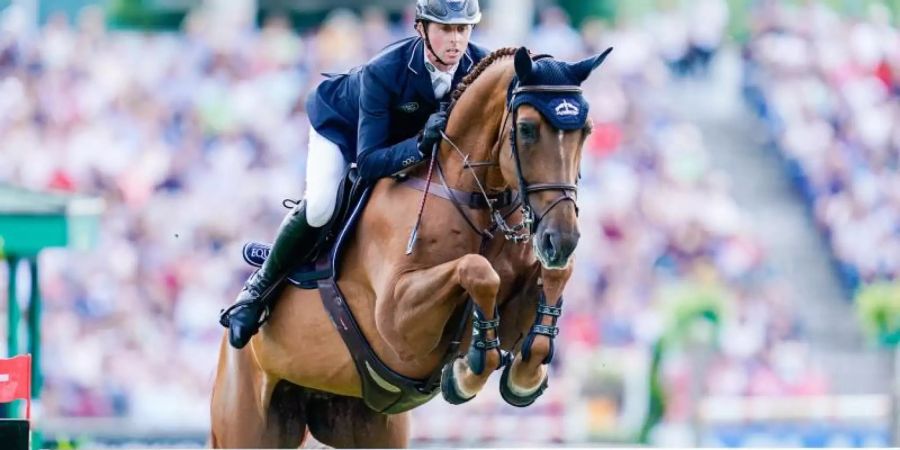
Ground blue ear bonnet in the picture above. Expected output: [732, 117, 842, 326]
[507, 59, 589, 130]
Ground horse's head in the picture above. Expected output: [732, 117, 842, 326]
[496, 47, 612, 269]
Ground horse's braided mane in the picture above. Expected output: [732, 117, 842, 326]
[447, 47, 519, 115]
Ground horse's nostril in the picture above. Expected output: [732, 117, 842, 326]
[543, 231, 557, 261]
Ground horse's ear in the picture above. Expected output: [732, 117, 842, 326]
[570, 46, 613, 83]
[514, 46, 532, 81]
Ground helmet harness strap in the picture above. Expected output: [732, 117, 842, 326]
[417, 20, 451, 67]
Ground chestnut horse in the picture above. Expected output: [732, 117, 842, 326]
[210, 46, 611, 448]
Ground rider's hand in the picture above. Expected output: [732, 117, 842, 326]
[418, 110, 447, 157]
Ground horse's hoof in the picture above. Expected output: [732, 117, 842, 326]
[440, 361, 476, 405]
[499, 362, 548, 408]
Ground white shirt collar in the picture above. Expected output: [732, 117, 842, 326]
[423, 54, 459, 76]
[423, 52, 458, 99]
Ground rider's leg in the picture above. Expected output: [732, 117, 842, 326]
[220, 127, 348, 349]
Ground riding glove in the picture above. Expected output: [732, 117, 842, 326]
[418, 110, 447, 157]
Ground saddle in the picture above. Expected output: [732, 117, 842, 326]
[243, 166, 363, 289]
[241, 168, 516, 414]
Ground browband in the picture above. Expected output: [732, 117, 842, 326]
[512, 85, 582, 95]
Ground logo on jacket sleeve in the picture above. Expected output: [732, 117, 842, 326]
[399, 102, 420, 113]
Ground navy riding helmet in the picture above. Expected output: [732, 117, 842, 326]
[415, 0, 482, 25]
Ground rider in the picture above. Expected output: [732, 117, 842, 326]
[219, 0, 489, 349]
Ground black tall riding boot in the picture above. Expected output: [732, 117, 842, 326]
[219, 202, 323, 349]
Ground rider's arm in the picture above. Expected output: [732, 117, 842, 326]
[356, 65, 424, 185]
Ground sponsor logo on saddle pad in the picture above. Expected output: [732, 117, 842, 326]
[251, 246, 269, 260]
[399, 102, 419, 113]
[554, 99, 579, 117]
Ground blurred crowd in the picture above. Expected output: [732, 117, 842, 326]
[556, 2, 826, 431]
[743, 1, 900, 292]
[0, 0, 827, 437]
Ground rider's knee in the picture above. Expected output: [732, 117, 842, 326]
[306, 195, 337, 227]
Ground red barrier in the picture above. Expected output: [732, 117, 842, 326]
[0, 354, 32, 450]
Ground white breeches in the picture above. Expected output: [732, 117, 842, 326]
[304, 127, 349, 227]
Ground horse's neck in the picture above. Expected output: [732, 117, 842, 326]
[439, 65, 512, 194]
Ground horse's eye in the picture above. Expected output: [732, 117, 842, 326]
[518, 122, 537, 142]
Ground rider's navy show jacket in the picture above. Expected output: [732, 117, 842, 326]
[306, 37, 490, 184]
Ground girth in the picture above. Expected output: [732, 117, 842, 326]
[318, 274, 473, 414]
[312, 185, 477, 414]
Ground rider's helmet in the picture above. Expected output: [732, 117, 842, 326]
[415, 0, 482, 25]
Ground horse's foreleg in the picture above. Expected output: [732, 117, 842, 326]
[386, 254, 500, 366]
[436, 254, 505, 403]
[387, 254, 503, 402]
[502, 265, 572, 406]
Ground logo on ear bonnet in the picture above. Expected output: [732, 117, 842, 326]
[554, 99, 579, 117]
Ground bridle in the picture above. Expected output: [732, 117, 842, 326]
[505, 83, 581, 241]
[434, 79, 583, 244]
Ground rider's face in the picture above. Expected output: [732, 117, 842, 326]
[420, 23, 472, 69]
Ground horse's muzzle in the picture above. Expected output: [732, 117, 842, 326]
[534, 225, 579, 269]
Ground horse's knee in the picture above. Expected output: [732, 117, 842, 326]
[456, 254, 500, 300]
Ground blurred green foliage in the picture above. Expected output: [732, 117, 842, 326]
[661, 281, 727, 344]
[555, 0, 754, 40]
[856, 281, 900, 346]
[638, 280, 727, 444]
[554, 0, 618, 25]
[107, 0, 187, 30]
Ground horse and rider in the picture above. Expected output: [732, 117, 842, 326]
[211, 0, 611, 446]
[219, 0, 488, 349]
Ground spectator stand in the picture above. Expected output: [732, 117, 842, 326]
[741, 2, 900, 295]
[0, 184, 103, 448]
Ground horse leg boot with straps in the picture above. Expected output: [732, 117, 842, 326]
[219, 201, 323, 349]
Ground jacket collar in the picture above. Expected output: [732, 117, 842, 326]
[452, 49, 474, 88]
[407, 38, 424, 75]
[461, 46, 475, 72]
[409, 39, 438, 105]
